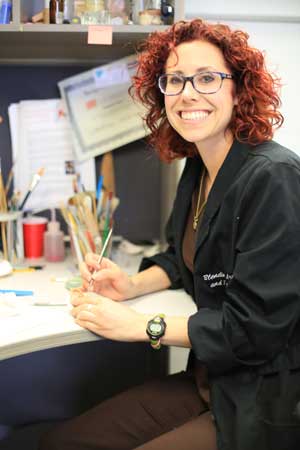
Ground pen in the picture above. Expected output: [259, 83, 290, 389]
[34, 301, 66, 306]
[13, 268, 36, 273]
[13, 265, 45, 273]
[88, 227, 113, 290]
[96, 175, 103, 218]
[0, 289, 34, 296]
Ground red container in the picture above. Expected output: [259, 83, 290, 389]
[23, 217, 48, 258]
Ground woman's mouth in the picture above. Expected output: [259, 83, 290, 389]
[180, 110, 210, 121]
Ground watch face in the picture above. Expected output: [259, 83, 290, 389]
[146, 316, 166, 341]
[150, 323, 162, 334]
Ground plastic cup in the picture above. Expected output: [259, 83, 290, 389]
[23, 217, 48, 258]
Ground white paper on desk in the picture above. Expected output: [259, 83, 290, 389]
[9, 99, 96, 211]
[58, 55, 150, 161]
[33, 292, 70, 306]
[0, 293, 30, 318]
[0, 308, 79, 348]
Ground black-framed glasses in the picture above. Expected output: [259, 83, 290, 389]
[158, 71, 233, 96]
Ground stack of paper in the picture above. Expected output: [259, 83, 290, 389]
[8, 99, 95, 212]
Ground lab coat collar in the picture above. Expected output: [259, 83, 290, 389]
[195, 140, 250, 254]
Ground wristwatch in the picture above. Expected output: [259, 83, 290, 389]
[146, 314, 167, 350]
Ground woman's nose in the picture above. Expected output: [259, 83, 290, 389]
[181, 79, 199, 100]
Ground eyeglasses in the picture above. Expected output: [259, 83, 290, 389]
[158, 71, 233, 96]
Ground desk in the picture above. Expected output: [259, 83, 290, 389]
[0, 260, 196, 439]
[0, 260, 196, 361]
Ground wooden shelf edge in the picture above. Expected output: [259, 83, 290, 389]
[0, 23, 171, 33]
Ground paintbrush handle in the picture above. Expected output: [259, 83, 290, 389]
[19, 191, 31, 211]
[4, 169, 14, 195]
[89, 228, 113, 289]
[96, 227, 113, 265]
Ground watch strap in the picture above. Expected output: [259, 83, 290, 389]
[150, 338, 162, 350]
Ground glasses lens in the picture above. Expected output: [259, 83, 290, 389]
[194, 72, 221, 94]
[159, 74, 184, 95]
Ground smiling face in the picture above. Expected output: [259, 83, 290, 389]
[164, 40, 238, 155]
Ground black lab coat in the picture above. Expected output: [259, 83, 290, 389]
[141, 140, 300, 449]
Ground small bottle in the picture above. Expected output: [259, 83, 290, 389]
[0, 0, 12, 24]
[44, 210, 65, 262]
[160, 0, 173, 25]
[74, 0, 85, 18]
[44, 0, 50, 23]
[49, 0, 64, 24]
[131, 0, 144, 24]
[63, 0, 75, 23]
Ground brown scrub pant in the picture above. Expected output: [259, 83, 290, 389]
[39, 371, 217, 450]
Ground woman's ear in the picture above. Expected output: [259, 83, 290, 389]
[233, 95, 238, 106]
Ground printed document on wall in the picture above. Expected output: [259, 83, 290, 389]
[9, 99, 95, 212]
[58, 55, 150, 161]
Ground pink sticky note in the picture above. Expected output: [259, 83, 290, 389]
[88, 25, 113, 45]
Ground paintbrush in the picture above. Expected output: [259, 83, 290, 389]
[19, 167, 45, 211]
[88, 227, 113, 290]
[4, 161, 15, 196]
[0, 158, 8, 259]
[0, 158, 7, 211]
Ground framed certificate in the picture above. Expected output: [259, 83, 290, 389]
[58, 55, 150, 161]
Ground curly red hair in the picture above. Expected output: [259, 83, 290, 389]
[131, 19, 284, 162]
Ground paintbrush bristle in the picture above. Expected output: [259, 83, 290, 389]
[38, 167, 45, 177]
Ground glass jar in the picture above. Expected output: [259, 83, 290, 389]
[82, 0, 110, 24]
[85, 0, 105, 11]
[139, 8, 162, 25]
[74, 0, 86, 17]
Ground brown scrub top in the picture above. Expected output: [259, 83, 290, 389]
[182, 184, 210, 405]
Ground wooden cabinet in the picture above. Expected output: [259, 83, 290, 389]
[0, 0, 185, 64]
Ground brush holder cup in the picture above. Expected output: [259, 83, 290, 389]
[0, 211, 24, 263]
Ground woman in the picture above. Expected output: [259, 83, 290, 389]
[40, 19, 300, 450]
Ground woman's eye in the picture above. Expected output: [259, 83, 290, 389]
[169, 76, 182, 84]
[198, 73, 215, 83]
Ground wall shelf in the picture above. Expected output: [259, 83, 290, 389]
[0, 25, 172, 65]
[0, 1, 184, 64]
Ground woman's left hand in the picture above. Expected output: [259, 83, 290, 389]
[70, 290, 147, 342]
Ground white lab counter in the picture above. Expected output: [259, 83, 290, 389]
[0, 259, 196, 361]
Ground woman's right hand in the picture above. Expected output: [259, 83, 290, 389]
[80, 253, 136, 301]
